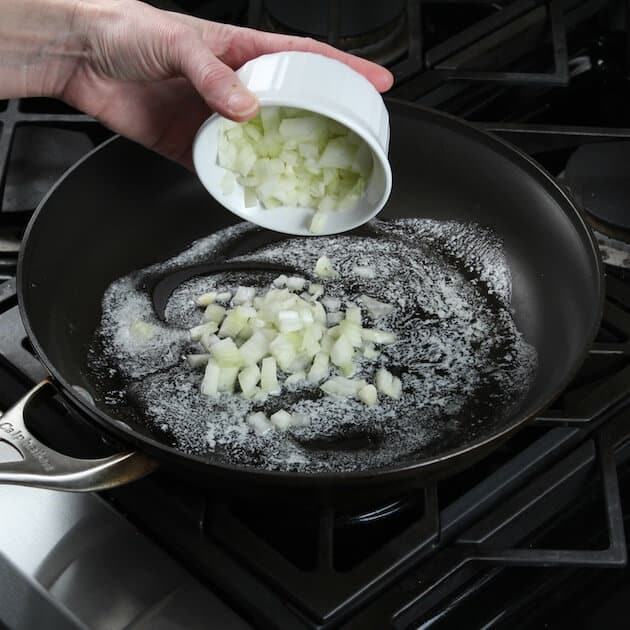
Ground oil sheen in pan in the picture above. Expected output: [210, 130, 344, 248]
[87, 219, 538, 473]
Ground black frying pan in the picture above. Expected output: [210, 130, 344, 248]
[0, 101, 604, 503]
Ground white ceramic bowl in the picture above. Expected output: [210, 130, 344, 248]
[193, 51, 392, 236]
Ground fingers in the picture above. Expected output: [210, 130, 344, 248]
[174, 37, 259, 121]
[215, 26, 394, 93]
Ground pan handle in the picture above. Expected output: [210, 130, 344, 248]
[0, 379, 157, 491]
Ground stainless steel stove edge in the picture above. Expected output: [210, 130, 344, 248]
[0, 485, 252, 630]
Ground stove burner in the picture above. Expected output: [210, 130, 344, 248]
[262, 0, 406, 38]
[256, 0, 408, 65]
[204, 490, 429, 578]
[564, 141, 630, 231]
[562, 141, 630, 268]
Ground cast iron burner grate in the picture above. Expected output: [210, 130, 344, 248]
[0, 100, 109, 212]
[247, 0, 573, 90]
[0, 99, 111, 283]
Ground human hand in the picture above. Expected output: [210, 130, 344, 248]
[1, 0, 393, 169]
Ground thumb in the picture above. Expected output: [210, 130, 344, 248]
[176, 40, 258, 121]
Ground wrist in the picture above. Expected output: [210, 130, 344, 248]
[0, 0, 97, 100]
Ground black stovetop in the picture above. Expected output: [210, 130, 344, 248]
[2, 1, 630, 628]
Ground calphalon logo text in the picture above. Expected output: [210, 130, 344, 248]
[0, 421, 54, 472]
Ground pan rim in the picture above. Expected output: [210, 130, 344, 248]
[17, 100, 605, 484]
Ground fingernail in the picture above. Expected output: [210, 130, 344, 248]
[227, 90, 258, 116]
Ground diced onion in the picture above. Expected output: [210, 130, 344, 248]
[190, 321, 218, 341]
[186, 354, 211, 368]
[219, 305, 253, 338]
[286, 276, 306, 292]
[330, 335, 354, 370]
[339, 320, 362, 348]
[238, 364, 260, 395]
[233, 286, 256, 305]
[345, 307, 362, 326]
[361, 328, 397, 345]
[217, 107, 373, 234]
[285, 371, 306, 385]
[196, 292, 217, 306]
[327, 312, 343, 326]
[201, 361, 220, 396]
[218, 366, 239, 393]
[358, 383, 378, 406]
[247, 412, 272, 436]
[375, 367, 402, 399]
[261, 356, 280, 393]
[270, 409, 292, 431]
[321, 296, 341, 312]
[191, 258, 400, 413]
[215, 292, 232, 302]
[308, 283, 324, 298]
[221, 171, 236, 195]
[277, 310, 302, 332]
[203, 303, 226, 324]
[200, 332, 220, 352]
[239, 331, 270, 366]
[320, 376, 366, 398]
[310, 212, 327, 234]
[269, 334, 298, 370]
[210, 338, 243, 367]
[359, 295, 395, 319]
[314, 256, 338, 278]
[312, 302, 327, 324]
[308, 351, 330, 383]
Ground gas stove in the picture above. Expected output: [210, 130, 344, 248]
[2, 1, 630, 629]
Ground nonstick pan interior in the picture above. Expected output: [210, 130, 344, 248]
[18, 102, 603, 482]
